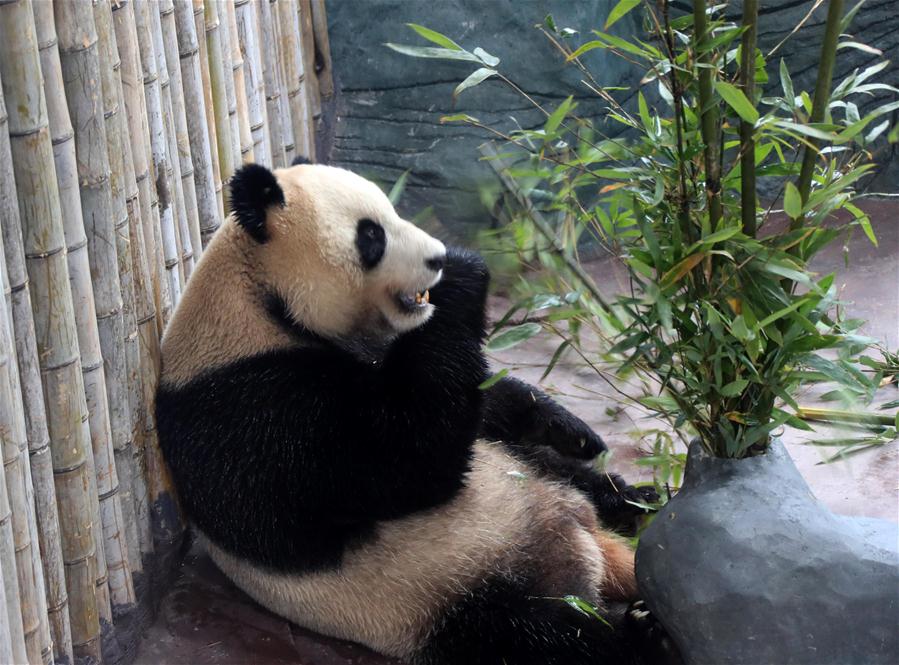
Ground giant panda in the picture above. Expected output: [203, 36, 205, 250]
[155, 160, 676, 665]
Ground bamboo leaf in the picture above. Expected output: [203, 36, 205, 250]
[660, 252, 706, 287]
[385, 43, 482, 63]
[487, 322, 542, 351]
[473, 47, 500, 66]
[387, 170, 410, 205]
[566, 40, 604, 61]
[478, 368, 509, 390]
[405, 23, 463, 50]
[453, 67, 497, 99]
[720, 379, 749, 397]
[715, 81, 759, 124]
[545, 96, 574, 135]
[605, 0, 642, 29]
[783, 182, 802, 219]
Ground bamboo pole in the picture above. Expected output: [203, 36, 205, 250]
[175, 0, 222, 247]
[739, 0, 759, 237]
[134, 0, 185, 312]
[161, 0, 205, 267]
[33, 0, 113, 633]
[55, 0, 138, 616]
[0, 231, 31, 665]
[151, 0, 195, 282]
[0, 53, 73, 665]
[93, 0, 145, 579]
[216, 0, 244, 167]
[310, 0, 333, 99]
[235, 0, 271, 166]
[112, 0, 172, 335]
[299, 0, 321, 122]
[277, 0, 315, 160]
[0, 0, 104, 660]
[694, 0, 722, 231]
[258, 0, 287, 168]
[112, 0, 160, 561]
[0, 559, 12, 665]
[225, 0, 255, 162]
[204, 0, 237, 196]
[0, 70, 54, 665]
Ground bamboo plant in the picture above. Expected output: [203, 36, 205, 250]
[389, 1, 897, 460]
[225, 0, 255, 162]
[277, 0, 315, 160]
[258, 0, 289, 168]
[236, 0, 272, 165]
[204, 0, 237, 193]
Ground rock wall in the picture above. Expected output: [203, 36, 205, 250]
[323, 0, 898, 239]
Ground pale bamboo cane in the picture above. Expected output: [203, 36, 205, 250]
[134, 0, 185, 309]
[0, 0, 103, 659]
[298, 0, 321, 121]
[0, 55, 73, 665]
[257, 0, 287, 168]
[235, 0, 271, 166]
[191, 0, 225, 227]
[112, 0, 160, 560]
[277, 0, 315, 160]
[93, 0, 144, 579]
[310, 0, 333, 99]
[161, 0, 205, 268]
[0, 225, 34, 665]
[151, 1, 195, 281]
[174, 0, 222, 247]
[204, 0, 236, 196]
[33, 0, 114, 633]
[0, 555, 12, 665]
[272, 1, 297, 163]
[225, 0, 255, 162]
[55, 0, 138, 614]
[215, 0, 243, 167]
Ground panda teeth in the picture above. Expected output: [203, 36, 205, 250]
[423, 289, 430, 304]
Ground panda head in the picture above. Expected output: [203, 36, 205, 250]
[228, 159, 446, 340]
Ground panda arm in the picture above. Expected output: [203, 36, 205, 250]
[480, 375, 607, 460]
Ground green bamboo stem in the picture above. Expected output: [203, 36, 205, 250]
[694, 0, 722, 231]
[112, 0, 162, 562]
[0, 54, 73, 665]
[258, 0, 288, 167]
[93, 0, 145, 579]
[161, 0, 204, 274]
[792, 0, 845, 230]
[739, 0, 759, 237]
[0, 0, 103, 659]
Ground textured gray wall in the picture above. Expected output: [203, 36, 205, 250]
[323, 0, 898, 239]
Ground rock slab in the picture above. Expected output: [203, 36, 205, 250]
[636, 440, 899, 665]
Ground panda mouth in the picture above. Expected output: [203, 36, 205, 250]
[395, 289, 431, 314]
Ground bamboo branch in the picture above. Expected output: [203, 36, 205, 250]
[793, 0, 845, 230]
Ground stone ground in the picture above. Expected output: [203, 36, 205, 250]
[134, 202, 898, 664]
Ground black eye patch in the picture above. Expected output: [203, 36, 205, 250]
[356, 218, 386, 270]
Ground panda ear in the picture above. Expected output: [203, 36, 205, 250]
[229, 163, 285, 243]
[291, 155, 312, 166]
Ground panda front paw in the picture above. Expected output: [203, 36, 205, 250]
[626, 600, 683, 665]
[533, 405, 607, 460]
[595, 477, 658, 535]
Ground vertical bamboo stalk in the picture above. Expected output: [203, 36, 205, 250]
[310, 0, 333, 100]
[272, 2, 297, 163]
[216, 0, 244, 167]
[161, 0, 205, 268]
[693, 0, 722, 231]
[739, 0, 759, 237]
[257, 0, 287, 168]
[55, 0, 138, 616]
[33, 0, 113, 633]
[0, 231, 31, 665]
[175, 0, 222, 247]
[204, 0, 236, 195]
[0, 0, 103, 660]
[151, 1, 195, 281]
[225, 0, 255, 162]
[112, 0, 160, 561]
[192, 0, 225, 225]
[235, 0, 271, 166]
[298, 0, 321, 122]
[112, 0, 171, 336]
[0, 69, 54, 665]
[277, 0, 315, 160]
[94, 0, 144, 579]
[134, 0, 185, 311]
[0, 59, 73, 665]
[0, 557, 12, 665]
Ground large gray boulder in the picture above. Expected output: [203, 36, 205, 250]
[323, 0, 898, 238]
[636, 440, 899, 665]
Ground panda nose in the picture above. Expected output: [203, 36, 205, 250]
[425, 255, 445, 272]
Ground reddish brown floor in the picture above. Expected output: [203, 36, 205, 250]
[134, 202, 898, 664]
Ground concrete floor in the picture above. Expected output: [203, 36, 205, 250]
[134, 202, 898, 664]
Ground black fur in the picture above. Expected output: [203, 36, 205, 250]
[356, 218, 386, 270]
[418, 574, 671, 665]
[229, 163, 285, 242]
[291, 155, 312, 165]
[156, 248, 490, 572]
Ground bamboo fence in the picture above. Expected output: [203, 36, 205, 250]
[0, 1, 331, 662]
